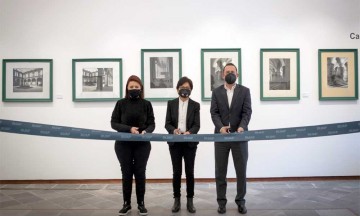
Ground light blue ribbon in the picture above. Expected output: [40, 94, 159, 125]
[0, 119, 359, 142]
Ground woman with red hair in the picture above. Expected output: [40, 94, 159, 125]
[111, 75, 155, 216]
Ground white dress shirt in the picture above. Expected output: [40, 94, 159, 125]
[178, 98, 189, 133]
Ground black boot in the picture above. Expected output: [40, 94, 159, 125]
[119, 201, 131, 215]
[187, 197, 196, 213]
[171, 197, 181, 212]
[138, 201, 148, 216]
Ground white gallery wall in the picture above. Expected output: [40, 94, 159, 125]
[0, 0, 359, 180]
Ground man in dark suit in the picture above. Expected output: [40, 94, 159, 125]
[165, 76, 200, 213]
[210, 63, 252, 214]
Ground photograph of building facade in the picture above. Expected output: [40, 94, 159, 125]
[149, 57, 173, 88]
[12, 68, 43, 92]
[269, 58, 291, 90]
[327, 57, 348, 88]
[82, 68, 113, 92]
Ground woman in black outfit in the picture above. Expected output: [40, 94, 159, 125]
[165, 77, 200, 213]
[111, 75, 155, 216]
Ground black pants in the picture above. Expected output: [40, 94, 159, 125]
[115, 141, 151, 205]
[169, 143, 197, 198]
[214, 141, 248, 206]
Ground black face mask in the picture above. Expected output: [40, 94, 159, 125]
[178, 89, 191, 98]
[225, 73, 236, 84]
[128, 89, 141, 99]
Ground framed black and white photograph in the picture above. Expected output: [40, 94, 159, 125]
[2, 59, 53, 102]
[260, 49, 300, 101]
[141, 49, 182, 101]
[72, 58, 122, 101]
[201, 48, 241, 101]
[318, 49, 358, 100]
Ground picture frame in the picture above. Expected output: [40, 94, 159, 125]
[201, 48, 241, 101]
[141, 49, 182, 101]
[260, 49, 300, 101]
[72, 58, 122, 102]
[318, 49, 358, 100]
[2, 59, 53, 102]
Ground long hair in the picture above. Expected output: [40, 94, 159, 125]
[125, 75, 144, 99]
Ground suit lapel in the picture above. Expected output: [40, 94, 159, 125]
[220, 86, 230, 110]
[230, 84, 241, 111]
[173, 99, 179, 128]
[186, 99, 194, 123]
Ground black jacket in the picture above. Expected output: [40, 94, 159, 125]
[210, 84, 252, 133]
[165, 98, 200, 147]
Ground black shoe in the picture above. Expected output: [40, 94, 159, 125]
[172, 197, 181, 212]
[186, 197, 196, 213]
[138, 202, 148, 216]
[238, 204, 247, 214]
[217, 205, 226, 214]
[119, 202, 131, 215]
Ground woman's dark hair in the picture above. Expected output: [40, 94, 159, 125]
[125, 75, 144, 99]
[176, 76, 193, 90]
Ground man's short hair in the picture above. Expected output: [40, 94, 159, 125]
[222, 63, 238, 73]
